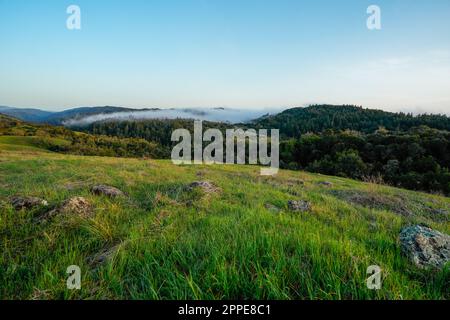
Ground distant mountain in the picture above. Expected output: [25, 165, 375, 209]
[0, 106, 155, 125]
[249, 104, 450, 138]
[3, 104, 450, 134]
[0, 106, 53, 122]
[44, 106, 155, 124]
[0, 105, 271, 126]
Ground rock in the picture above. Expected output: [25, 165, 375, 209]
[91, 185, 125, 198]
[59, 197, 92, 215]
[88, 244, 121, 267]
[288, 200, 311, 212]
[10, 196, 48, 211]
[318, 181, 333, 187]
[264, 203, 281, 213]
[189, 181, 221, 194]
[47, 197, 92, 218]
[399, 225, 450, 269]
[343, 191, 412, 217]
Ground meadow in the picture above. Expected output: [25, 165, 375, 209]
[0, 136, 449, 299]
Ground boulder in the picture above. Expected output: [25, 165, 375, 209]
[189, 181, 221, 194]
[11, 196, 48, 211]
[318, 181, 333, 187]
[91, 185, 125, 198]
[60, 197, 92, 215]
[88, 244, 121, 267]
[399, 225, 450, 269]
[47, 196, 92, 218]
[288, 200, 311, 212]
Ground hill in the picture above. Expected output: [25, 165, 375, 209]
[0, 106, 154, 125]
[250, 105, 450, 138]
[77, 111, 450, 195]
[0, 136, 449, 299]
[0, 106, 53, 122]
[0, 114, 163, 158]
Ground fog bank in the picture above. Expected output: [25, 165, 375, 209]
[63, 107, 282, 126]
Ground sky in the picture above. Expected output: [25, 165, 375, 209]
[0, 0, 449, 114]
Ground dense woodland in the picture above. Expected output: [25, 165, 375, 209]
[75, 105, 450, 195]
[3, 105, 450, 195]
[251, 104, 450, 138]
[280, 127, 450, 194]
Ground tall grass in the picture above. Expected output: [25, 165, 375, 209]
[0, 141, 449, 299]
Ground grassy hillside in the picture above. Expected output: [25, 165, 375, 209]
[0, 138, 449, 300]
[0, 114, 163, 158]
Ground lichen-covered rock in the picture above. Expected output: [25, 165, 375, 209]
[61, 197, 92, 215]
[288, 200, 311, 212]
[11, 196, 48, 211]
[47, 197, 92, 218]
[88, 244, 121, 267]
[189, 181, 221, 194]
[91, 185, 125, 198]
[399, 225, 450, 269]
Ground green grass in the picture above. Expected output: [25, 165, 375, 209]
[0, 142, 449, 300]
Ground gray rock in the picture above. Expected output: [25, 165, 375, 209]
[318, 181, 333, 187]
[47, 196, 92, 218]
[288, 200, 311, 212]
[11, 196, 48, 211]
[88, 244, 121, 267]
[399, 225, 450, 269]
[189, 181, 221, 194]
[91, 185, 125, 198]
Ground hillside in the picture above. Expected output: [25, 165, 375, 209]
[0, 114, 163, 158]
[0, 106, 153, 125]
[78, 110, 450, 195]
[0, 138, 449, 299]
[251, 105, 450, 138]
[4, 104, 450, 132]
[0, 106, 53, 122]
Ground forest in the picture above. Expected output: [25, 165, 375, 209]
[76, 105, 450, 195]
[3, 104, 450, 195]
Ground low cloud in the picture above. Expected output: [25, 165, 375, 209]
[63, 107, 282, 126]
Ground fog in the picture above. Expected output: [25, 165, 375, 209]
[63, 107, 283, 126]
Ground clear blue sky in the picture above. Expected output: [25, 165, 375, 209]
[1, 0, 449, 113]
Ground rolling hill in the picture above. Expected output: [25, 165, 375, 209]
[0, 114, 163, 158]
[0, 106, 153, 125]
[250, 105, 450, 138]
[0, 121, 449, 299]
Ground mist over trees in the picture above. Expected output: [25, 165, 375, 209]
[76, 105, 450, 195]
[4, 105, 450, 195]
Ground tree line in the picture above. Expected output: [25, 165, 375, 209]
[76, 105, 450, 195]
